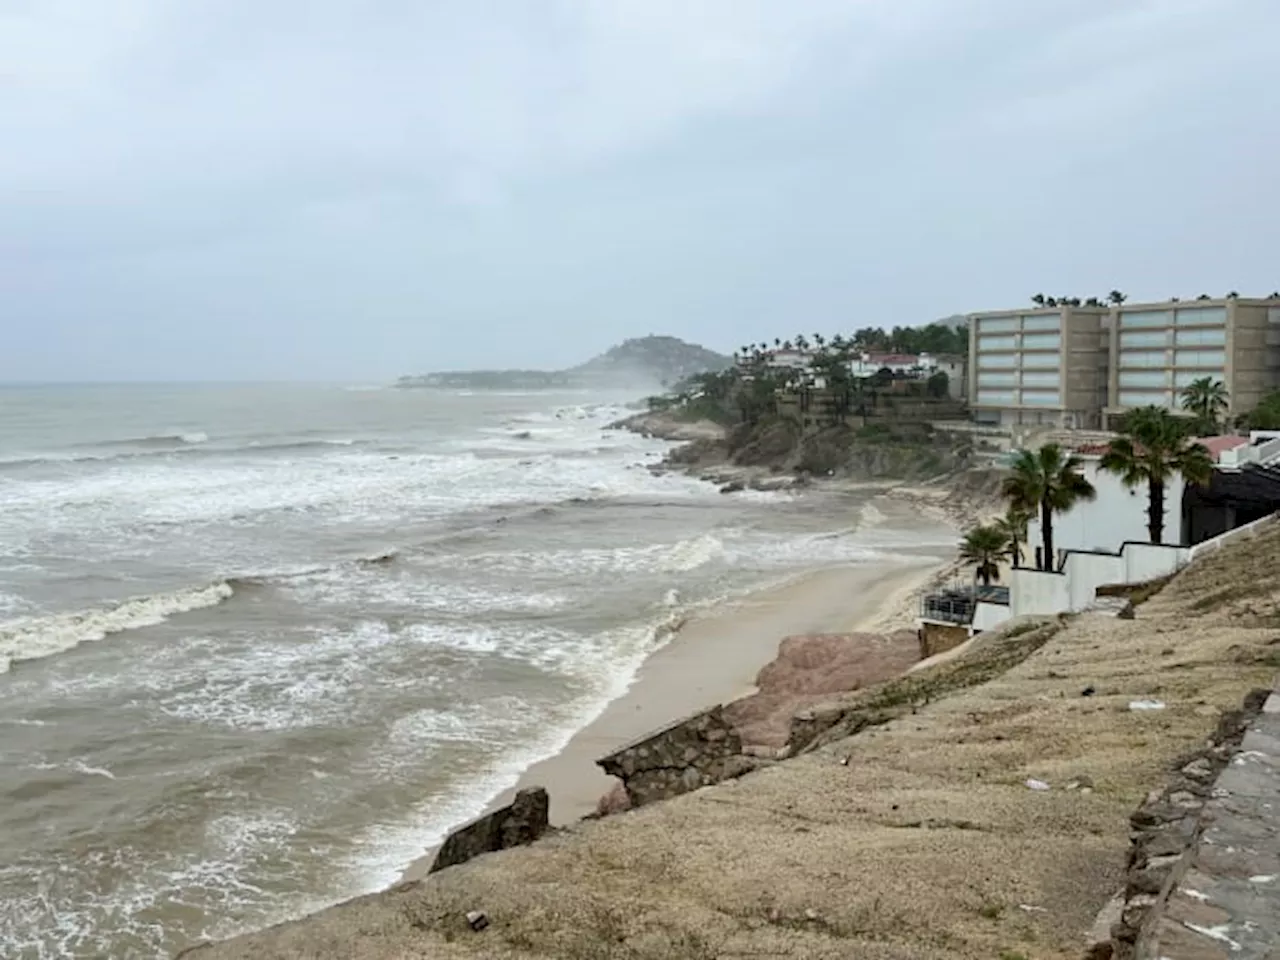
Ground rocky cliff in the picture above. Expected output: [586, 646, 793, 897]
[644, 415, 974, 486]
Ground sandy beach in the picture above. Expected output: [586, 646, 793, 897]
[402, 499, 951, 881]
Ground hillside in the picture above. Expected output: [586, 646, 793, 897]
[396, 336, 730, 390]
[180, 518, 1280, 960]
[566, 336, 732, 386]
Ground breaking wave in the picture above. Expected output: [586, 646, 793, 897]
[0, 582, 235, 673]
[95, 432, 210, 448]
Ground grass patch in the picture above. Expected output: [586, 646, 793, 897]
[1096, 573, 1175, 607]
[793, 619, 1062, 753]
[1186, 582, 1269, 612]
[978, 900, 1004, 920]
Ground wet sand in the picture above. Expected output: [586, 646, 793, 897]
[401, 538, 947, 881]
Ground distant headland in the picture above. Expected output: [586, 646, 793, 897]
[395, 335, 731, 390]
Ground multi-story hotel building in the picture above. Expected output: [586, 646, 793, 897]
[1106, 298, 1280, 424]
[968, 296, 1280, 429]
[967, 305, 1109, 429]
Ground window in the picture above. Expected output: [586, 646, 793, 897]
[1021, 352, 1059, 369]
[1120, 310, 1173, 328]
[1175, 349, 1226, 368]
[1021, 390, 1060, 406]
[1021, 333, 1061, 350]
[977, 317, 1017, 333]
[1020, 371, 1060, 387]
[1119, 350, 1167, 369]
[1174, 306, 1226, 326]
[1174, 370, 1216, 389]
[1119, 391, 1172, 408]
[977, 371, 1016, 387]
[1120, 329, 1170, 348]
[976, 390, 1015, 404]
[1119, 370, 1170, 388]
[978, 353, 1017, 369]
[978, 334, 1017, 350]
[1175, 327, 1225, 346]
[1021, 315, 1060, 332]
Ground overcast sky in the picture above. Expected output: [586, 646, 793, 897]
[3, 0, 1278, 381]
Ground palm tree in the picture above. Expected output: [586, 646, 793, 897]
[995, 506, 1031, 569]
[1100, 407, 1214, 545]
[1108, 290, 1128, 305]
[1002, 444, 1097, 571]
[959, 524, 1011, 587]
[1179, 377, 1229, 432]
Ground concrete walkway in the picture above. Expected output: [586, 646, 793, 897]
[1140, 688, 1280, 960]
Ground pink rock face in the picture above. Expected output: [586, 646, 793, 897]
[594, 781, 631, 818]
[723, 630, 919, 748]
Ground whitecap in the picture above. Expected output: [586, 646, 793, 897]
[0, 581, 235, 673]
[70, 760, 117, 780]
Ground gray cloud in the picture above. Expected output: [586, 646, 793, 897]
[2, 0, 1278, 380]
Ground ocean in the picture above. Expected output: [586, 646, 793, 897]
[0, 383, 944, 959]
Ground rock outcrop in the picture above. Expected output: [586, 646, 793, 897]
[429, 787, 550, 874]
[722, 631, 920, 749]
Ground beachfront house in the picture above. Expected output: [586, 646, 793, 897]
[917, 431, 1280, 654]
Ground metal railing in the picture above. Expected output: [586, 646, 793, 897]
[920, 582, 1010, 624]
[920, 591, 976, 625]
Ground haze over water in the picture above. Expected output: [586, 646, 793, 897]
[0, 384, 951, 958]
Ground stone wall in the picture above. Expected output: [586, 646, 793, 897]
[1102, 688, 1274, 960]
[596, 705, 753, 808]
[429, 787, 550, 874]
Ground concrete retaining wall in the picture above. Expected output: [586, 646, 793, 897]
[1188, 512, 1277, 561]
[919, 621, 969, 659]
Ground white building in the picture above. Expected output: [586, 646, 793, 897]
[1022, 455, 1188, 562]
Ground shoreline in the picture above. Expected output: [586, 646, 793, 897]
[398, 505, 951, 883]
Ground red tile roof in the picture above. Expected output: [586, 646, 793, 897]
[1071, 443, 1111, 456]
[1194, 435, 1249, 460]
[1068, 434, 1247, 462]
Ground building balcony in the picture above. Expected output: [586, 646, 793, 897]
[920, 583, 1010, 625]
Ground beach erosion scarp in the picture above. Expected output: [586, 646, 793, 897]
[392, 524, 953, 877]
[184, 516, 1280, 959]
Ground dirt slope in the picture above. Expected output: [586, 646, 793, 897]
[186, 520, 1280, 960]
